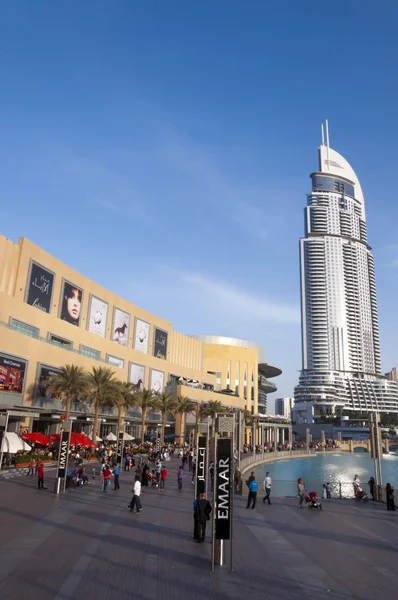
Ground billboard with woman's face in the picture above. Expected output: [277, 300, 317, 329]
[112, 308, 130, 346]
[87, 295, 109, 338]
[60, 281, 83, 326]
[133, 318, 150, 354]
[25, 261, 55, 314]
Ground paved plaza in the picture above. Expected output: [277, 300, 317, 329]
[0, 459, 397, 600]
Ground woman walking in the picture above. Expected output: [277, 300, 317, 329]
[177, 465, 183, 490]
[297, 478, 305, 508]
[386, 483, 395, 511]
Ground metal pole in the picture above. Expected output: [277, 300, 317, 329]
[211, 424, 217, 572]
[230, 414, 234, 572]
[220, 540, 224, 566]
[0, 411, 10, 472]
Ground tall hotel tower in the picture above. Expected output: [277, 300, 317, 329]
[294, 123, 398, 419]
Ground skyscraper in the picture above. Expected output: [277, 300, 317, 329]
[294, 122, 398, 418]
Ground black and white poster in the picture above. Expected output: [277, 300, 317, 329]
[215, 438, 232, 540]
[134, 319, 150, 354]
[25, 262, 54, 314]
[87, 295, 108, 338]
[150, 369, 164, 393]
[153, 327, 168, 360]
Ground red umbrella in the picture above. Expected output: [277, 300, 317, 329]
[21, 432, 51, 446]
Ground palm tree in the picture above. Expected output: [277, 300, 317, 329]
[153, 392, 178, 445]
[133, 388, 157, 445]
[47, 365, 88, 420]
[115, 381, 137, 428]
[202, 400, 225, 438]
[86, 367, 121, 442]
[175, 396, 196, 443]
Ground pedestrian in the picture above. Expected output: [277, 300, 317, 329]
[193, 493, 200, 541]
[194, 493, 212, 542]
[326, 482, 331, 499]
[113, 464, 120, 490]
[297, 478, 305, 508]
[189, 450, 193, 471]
[322, 484, 327, 500]
[160, 465, 167, 490]
[191, 458, 196, 484]
[234, 467, 242, 493]
[156, 460, 162, 486]
[124, 453, 131, 471]
[177, 465, 183, 490]
[142, 464, 149, 487]
[27, 457, 36, 476]
[37, 459, 44, 490]
[127, 475, 142, 513]
[247, 475, 258, 509]
[386, 483, 395, 511]
[368, 476, 375, 500]
[209, 461, 214, 492]
[102, 464, 112, 493]
[262, 471, 272, 505]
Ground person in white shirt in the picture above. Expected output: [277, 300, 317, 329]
[127, 475, 142, 513]
[263, 472, 272, 505]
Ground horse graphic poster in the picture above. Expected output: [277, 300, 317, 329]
[112, 308, 130, 346]
[129, 362, 145, 390]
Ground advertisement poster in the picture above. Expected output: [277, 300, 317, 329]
[60, 281, 83, 327]
[87, 295, 108, 338]
[134, 318, 150, 354]
[107, 355, 124, 369]
[153, 327, 168, 360]
[37, 365, 62, 399]
[25, 262, 54, 314]
[0, 353, 26, 394]
[150, 369, 164, 394]
[129, 362, 145, 390]
[112, 308, 130, 346]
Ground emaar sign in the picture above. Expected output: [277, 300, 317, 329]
[57, 431, 70, 479]
[215, 438, 231, 540]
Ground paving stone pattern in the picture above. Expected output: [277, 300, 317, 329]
[0, 458, 397, 599]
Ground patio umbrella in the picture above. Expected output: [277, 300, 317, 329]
[123, 432, 134, 441]
[95, 436, 103, 442]
[105, 432, 117, 441]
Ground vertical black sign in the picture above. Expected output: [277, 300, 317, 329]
[26, 262, 54, 314]
[196, 435, 207, 495]
[215, 438, 232, 540]
[117, 430, 124, 464]
[57, 431, 70, 478]
[153, 327, 168, 360]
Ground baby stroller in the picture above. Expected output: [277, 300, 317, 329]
[305, 491, 322, 510]
[353, 484, 368, 501]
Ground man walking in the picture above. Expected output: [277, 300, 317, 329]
[194, 493, 212, 543]
[263, 471, 272, 505]
[37, 459, 44, 490]
[247, 475, 258, 509]
[127, 475, 142, 513]
[101, 464, 112, 493]
[155, 460, 162, 487]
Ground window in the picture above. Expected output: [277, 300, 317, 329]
[80, 345, 101, 360]
[49, 333, 73, 349]
[10, 318, 39, 339]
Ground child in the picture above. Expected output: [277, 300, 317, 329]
[322, 484, 327, 500]
[326, 482, 331, 499]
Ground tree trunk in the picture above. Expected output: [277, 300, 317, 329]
[118, 406, 125, 428]
[92, 402, 100, 442]
[179, 412, 184, 445]
[65, 392, 71, 421]
[141, 407, 147, 445]
[161, 412, 166, 446]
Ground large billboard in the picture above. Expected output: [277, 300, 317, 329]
[37, 365, 62, 399]
[153, 327, 168, 360]
[25, 261, 54, 314]
[129, 362, 145, 390]
[150, 369, 164, 394]
[0, 353, 26, 395]
[87, 295, 108, 338]
[112, 308, 130, 346]
[134, 318, 150, 354]
[60, 281, 83, 327]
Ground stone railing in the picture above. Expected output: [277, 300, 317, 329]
[240, 449, 315, 474]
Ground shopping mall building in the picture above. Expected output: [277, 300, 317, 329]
[0, 235, 281, 441]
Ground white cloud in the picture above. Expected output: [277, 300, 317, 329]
[179, 271, 300, 325]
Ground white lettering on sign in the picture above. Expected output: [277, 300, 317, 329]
[217, 457, 230, 519]
[197, 447, 206, 481]
[59, 439, 68, 472]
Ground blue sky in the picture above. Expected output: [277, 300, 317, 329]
[1, 1, 398, 406]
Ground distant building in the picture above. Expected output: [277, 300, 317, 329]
[275, 397, 295, 419]
[385, 368, 398, 381]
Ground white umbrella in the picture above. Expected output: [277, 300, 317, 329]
[123, 432, 134, 441]
[95, 436, 103, 442]
[105, 432, 117, 441]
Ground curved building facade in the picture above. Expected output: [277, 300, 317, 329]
[294, 124, 398, 416]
